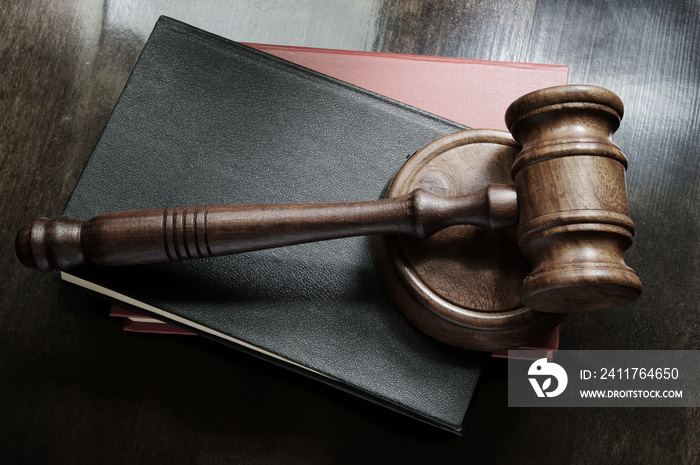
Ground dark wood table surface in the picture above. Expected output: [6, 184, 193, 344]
[2, 1, 698, 463]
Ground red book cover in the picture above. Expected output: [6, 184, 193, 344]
[250, 43, 568, 130]
[109, 43, 568, 353]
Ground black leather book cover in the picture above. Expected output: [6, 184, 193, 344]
[60, 16, 485, 433]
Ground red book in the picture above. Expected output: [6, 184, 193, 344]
[109, 43, 568, 354]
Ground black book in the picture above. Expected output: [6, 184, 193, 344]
[60, 16, 485, 433]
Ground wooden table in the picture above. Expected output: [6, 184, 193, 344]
[2, 1, 698, 463]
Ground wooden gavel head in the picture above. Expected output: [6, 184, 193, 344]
[371, 84, 641, 350]
[15, 84, 642, 351]
[506, 85, 642, 313]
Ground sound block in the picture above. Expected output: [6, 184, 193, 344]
[372, 129, 565, 351]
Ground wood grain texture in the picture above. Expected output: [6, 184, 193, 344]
[15, 185, 517, 271]
[1, 0, 698, 464]
[372, 129, 564, 351]
[506, 85, 642, 314]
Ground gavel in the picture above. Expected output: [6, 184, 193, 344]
[16, 85, 642, 350]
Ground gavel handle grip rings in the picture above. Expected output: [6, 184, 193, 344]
[15, 184, 517, 272]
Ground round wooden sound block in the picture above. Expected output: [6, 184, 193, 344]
[372, 129, 565, 351]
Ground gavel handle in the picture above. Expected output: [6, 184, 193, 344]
[15, 184, 517, 272]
